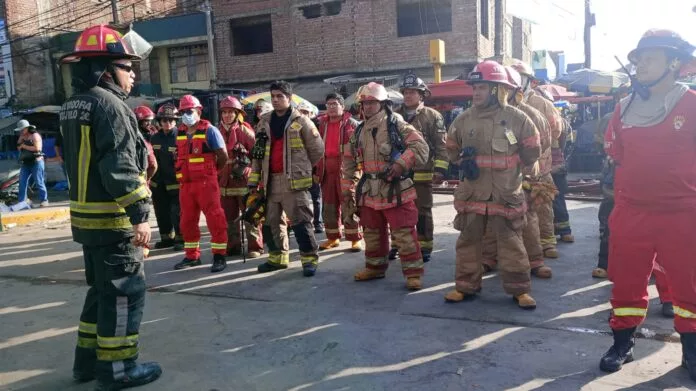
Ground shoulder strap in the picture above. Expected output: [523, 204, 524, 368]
[387, 114, 405, 153]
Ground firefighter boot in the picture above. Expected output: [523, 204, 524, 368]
[94, 362, 162, 391]
[319, 239, 340, 250]
[599, 327, 636, 373]
[444, 288, 480, 303]
[543, 248, 559, 258]
[514, 293, 537, 310]
[211, 254, 227, 273]
[592, 268, 608, 279]
[173, 258, 202, 270]
[172, 236, 184, 252]
[388, 248, 398, 260]
[560, 234, 575, 243]
[258, 262, 288, 273]
[421, 249, 432, 263]
[531, 265, 553, 279]
[662, 302, 675, 318]
[354, 268, 386, 281]
[406, 276, 422, 291]
[350, 241, 364, 252]
[680, 333, 696, 382]
[302, 263, 317, 277]
[248, 250, 262, 258]
[154, 238, 174, 249]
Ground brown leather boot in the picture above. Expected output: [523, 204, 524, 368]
[543, 248, 559, 258]
[354, 268, 386, 281]
[560, 234, 575, 243]
[320, 239, 340, 250]
[531, 265, 553, 279]
[406, 276, 422, 291]
[592, 267, 608, 279]
[514, 293, 537, 310]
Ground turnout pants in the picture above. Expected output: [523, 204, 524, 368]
[221, 194, 263, 253]
[608, 204, 695, 332]
[180, 180, 228, 259]
[482, 207, 546, 270]
[264, 173, 319, 268]
[552, 171, 572, 237]
[537, 173, 557, 250]
[73, 239, 146, 383]
[321, 157, 362, 241]
[598, 197, 672, 303]
[454, 213, 531, 295]
[151, 184, 181, 240]
[310, 182, 323, 229]
[390, 182, 434, 257]
[362, 201, 423, 277]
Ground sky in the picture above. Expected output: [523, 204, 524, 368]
[509, 0, 696, 71]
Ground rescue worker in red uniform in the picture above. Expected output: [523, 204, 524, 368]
[316, 92, 363, 252]
[248, 81, 324, 277]
[60, 25, 162, 389]
[600, 30, 696, 380]
[481, 66, 554, 279]
[344, 82, 429, 291]
[511, 60, 565, 257]
[173, 95, 229, 273]
[150, 104, 184, 251]
[217, 96, 264, 258]
[444, 61, 541, 309]
[134, 105, 158, 182]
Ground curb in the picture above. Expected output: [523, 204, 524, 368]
[0, 206, 70, 228]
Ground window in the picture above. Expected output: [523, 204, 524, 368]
[230, 15, 273, 56]
[325, 1, 342, 16]
[300, 4, 322, 19]
[396, 0, 452, 38]
[168, 44, 209, 83]
[480, 0, 489, 38]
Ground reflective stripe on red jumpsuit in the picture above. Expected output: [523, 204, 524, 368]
[604, 91, 696, 333]
[176, 120, 228, 259]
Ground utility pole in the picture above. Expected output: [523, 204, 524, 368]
[111, 0, 121, 23]
[584, 0, 595, 68]
[203, 0, 217, 89]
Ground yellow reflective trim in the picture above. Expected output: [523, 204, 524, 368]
[70, 201, 126, 214]
[223, 188, 248, 196]
[434, 160, 449, 170]
[78, 125, 92, 203]
[114, 185, 149, 208]
[268, 252, 290, 265]
[79, 321, 97, 334]
[86, 35, 97, 46]
[77, 336, 98, 349]
[192, 134, 206, 139]
[176, 173, 183, 179]
[166, 184, 180, 191]
[189, 158, 205, 163]
[176, 136, 187, 141]
[152, 145, 161, 150]
[613, 307, 647, 317]
[289, 137, 304, 148]
[150, 182, 158, 188]
[413, 172, 434, 181]
[168, 147, 177, 152]
[674, 306, 696, 319]
[210, 242, 227, 249]
[291, 177, 312, 188]
[97, 334, 139, 348]
[184, 242, 199, 249]
[104, 33, 118, 44]
[96, 346, 139, 361]
[300, 255, 318, 266]
[71, 216, 131, 230]
[419, 240, 434, 250]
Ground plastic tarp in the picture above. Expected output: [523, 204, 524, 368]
[427, 80, 473, 100]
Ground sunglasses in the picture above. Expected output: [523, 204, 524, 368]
[111, 63, 133, 73]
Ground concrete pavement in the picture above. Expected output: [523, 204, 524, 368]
[0, 195, 692, 390]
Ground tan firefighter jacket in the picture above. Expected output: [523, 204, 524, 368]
[343, 110, 429, 210]
[249, 108, 324, 191]
[398, 103, 448, 182]
[526, 89, 561, 141]
[447, 104, 541, 219]
[517, 101, 552, 177]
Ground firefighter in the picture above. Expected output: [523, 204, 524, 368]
[217, 96, 264, 258]
[594, 157, 673, 318]
[481, 66, 554, 279]
[173, 95, 229, 273]
[316, 93, 363, 252]
[150, 104, 183, 251]
[388, 73, 448, 263]
[444, 60, 541, 309]
[248, 81, 324, 277]
[345, 82, 429, 290]
[599, 29, 696, 379]
[134, 105, 158, 182]
[59, 25, 162, 389]
[297, 100, 325, 233]
[511, 60, 567, 257]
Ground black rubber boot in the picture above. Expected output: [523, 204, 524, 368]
[94, 362, 162, 391]
[662, 302, 675, 318]
[257, 262, 288, 273]
[681, 332, 696, 382]
[154, 238, 174, 249]
[210, 254, 227, 273]
[388, 248, 398, 261]
[599, 327, 636, 373]
[173, 258, 201, 270]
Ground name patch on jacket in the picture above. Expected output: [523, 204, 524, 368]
[60, 99, 93, 122]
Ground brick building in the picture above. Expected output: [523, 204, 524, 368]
[212, 0, 532, 101]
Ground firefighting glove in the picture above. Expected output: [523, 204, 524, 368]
[387, 162, 405, 181]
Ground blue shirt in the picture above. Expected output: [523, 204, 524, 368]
[187, 125, 225, 150]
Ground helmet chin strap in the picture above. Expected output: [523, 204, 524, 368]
[633, 67, 671, 100]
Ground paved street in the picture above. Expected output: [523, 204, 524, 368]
[0, 195, 691, 391]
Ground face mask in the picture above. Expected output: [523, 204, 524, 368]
[182, 113, 197, 126]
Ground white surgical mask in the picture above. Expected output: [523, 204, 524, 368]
[182, 113, 197, 126]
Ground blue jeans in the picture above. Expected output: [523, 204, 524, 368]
[18, 159, 48, 203]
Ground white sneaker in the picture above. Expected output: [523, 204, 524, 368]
[39, 201, 49, 207]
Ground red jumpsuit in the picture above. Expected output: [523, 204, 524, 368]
[176, 120, 228, 260]
[605, 91, 696, 333]
[218, 120, 263, 253]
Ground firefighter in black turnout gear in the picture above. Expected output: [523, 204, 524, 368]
[150, 104, 184, 251]
[59, 24, 162, 390]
